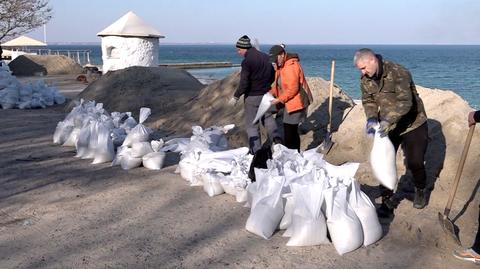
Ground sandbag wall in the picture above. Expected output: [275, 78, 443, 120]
[0, 64, 65, 109]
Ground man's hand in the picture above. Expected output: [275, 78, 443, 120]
[228, 97, 239, 106]
[271, 98, 281, 105]
[365, 118, 378, 136]
[468, 111, 476, 126]
[378, 120, 393, 137]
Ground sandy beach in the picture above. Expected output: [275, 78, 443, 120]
[0, 73, 477, 269]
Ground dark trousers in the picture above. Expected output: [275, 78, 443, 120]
[381, 122, 428, 199]
[283, 123, 300, 151]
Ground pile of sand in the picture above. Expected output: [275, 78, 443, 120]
[8, 55, 84, 76]
[67, 66, 204, 120]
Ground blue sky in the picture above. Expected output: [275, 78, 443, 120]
[28, 0, 480, 44]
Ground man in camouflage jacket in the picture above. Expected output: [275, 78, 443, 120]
[354, 48, 429, 216]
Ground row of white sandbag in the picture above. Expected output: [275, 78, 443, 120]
[244, 145, 382, 255]
[0, 68, 65, 109]
[177, 148, 253, 202]
[54, 100, 166, 170]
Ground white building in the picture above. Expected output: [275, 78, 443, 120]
[97, 11, 165, 73]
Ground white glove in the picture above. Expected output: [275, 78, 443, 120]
[228, 97, 239, 106]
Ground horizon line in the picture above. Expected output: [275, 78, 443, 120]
[45, 41, 480, 46]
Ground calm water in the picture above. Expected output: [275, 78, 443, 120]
[47, 44, 480, 108]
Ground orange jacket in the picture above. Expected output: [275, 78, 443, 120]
[270, 54, 311, 113]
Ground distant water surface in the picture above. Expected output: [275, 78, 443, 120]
[46, 44, 480, 108]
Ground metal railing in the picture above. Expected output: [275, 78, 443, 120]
[18, 48, 92, 66]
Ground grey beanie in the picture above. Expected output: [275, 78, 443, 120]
[236, 35, 252, 49]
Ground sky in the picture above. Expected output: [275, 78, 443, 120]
[28, 0, 480, 45]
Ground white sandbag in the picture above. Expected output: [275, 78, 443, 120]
[370, 126, 398, 190]
[235, 187, 248, 203]
[202, 172, 225, 197]
[82, 121, 99, 159]
[75, 124, 91, 158]
[161, 138, 191, 152]
[245, 175, 285, 239]
[286, 182, 328, 246]
[53, 121, 74, 145]
[63, 128, 81, 147]
[324, 162, 360, 181]
[92, 123, 115, 164]
[349, 179, 383, 246]
[142, 151, 166, 170]
[245, 195, 284, 239]
[252, 92, 275, 124]
[120, 154, 142, 170]
[111, 128, 127, 148]
[324, 187, 364, 255]
[178, 157, 203, 185]
[219, 177, 237, 196]
[131, 141, 154, 158]
[119, 112, 137, 131]
[122, 108, 151, 146]
[280, 193, 294, 230]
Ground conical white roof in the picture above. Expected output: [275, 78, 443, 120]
[97, 11, 164, 38]
[2, 35, 47, 46]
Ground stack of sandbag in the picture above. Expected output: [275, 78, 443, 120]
[244, 144, 382, 255]
[112, 107, 154, 170]
[54, 100, 165, 170]
[0, 68, 65, 109]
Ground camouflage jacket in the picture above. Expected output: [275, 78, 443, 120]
[361, 57, 427, 135]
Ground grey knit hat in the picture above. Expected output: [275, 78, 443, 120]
[236, 35, 252, 49]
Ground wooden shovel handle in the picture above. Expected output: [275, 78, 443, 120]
[328, 60, 335, 132]
[444, 124, 476, 217]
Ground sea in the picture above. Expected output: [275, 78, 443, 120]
[46, 44, 480, 108]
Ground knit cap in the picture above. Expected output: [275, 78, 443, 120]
[236, 35, 252, 49]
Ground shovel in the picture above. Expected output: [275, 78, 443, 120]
[318, 60, 335, 154]
[438, 124, 476, 246]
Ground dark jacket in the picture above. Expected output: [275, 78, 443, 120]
[361, 55, 427, 135]
[474, 111, 480, 122]
[234, 48, 275, 98]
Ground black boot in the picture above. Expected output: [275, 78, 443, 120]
[413, 188, 427, 209]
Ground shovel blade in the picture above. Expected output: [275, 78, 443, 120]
[438, 212, 462, 246]
[318, 133, 333, 154]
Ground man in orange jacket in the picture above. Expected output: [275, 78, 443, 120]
[269, 45, 312, 151]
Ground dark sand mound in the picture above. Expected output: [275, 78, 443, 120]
[67, 66, 204, 120]
[9, 55, 84, 76]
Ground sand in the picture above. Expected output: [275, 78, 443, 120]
[0, 73, 478, 269]
[8, 55, 84, 76]
[66, 66, 204, 120]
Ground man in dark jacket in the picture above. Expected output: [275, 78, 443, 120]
[354, 48, 429, 216]
[229, 35, 281, 154]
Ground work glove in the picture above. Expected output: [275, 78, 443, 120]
[228, 97, 239, 106]
[378, 120, 394, 137]
[365, 118, 378, 136]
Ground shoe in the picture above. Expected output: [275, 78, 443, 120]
[453, 248, 480, 264]
[377, 202, 394, 218]
[413, 188, 427, 209]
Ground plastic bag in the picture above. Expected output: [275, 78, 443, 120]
[202, 172, 225, 197]
[286, 182, 329, 246]
[122, 108, 151, 147]
[142, 151, 166, 170]
[252, 93, 275, 124]
[349, 179, 383, 246]
[324, 186, 363, 255]
[370, 125, 398, 190]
